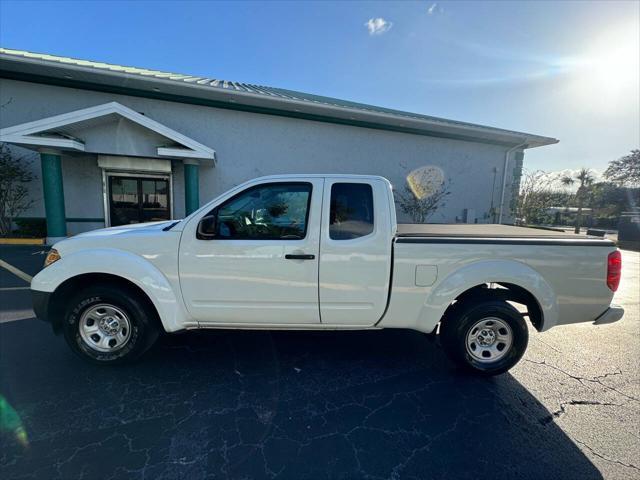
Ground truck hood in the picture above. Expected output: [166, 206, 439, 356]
[51, 220, 183, 259]
[73, 220, 179, 238]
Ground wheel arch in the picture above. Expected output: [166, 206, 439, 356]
[417, 259, 559, 333]
[32, 248, 188, 333]
[47, 273, 162, 334]
[441, 282, 544, 331]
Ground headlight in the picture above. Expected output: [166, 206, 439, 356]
[44, 249, 61, 267]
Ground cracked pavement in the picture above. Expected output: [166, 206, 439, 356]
[0, 246, 638, 479]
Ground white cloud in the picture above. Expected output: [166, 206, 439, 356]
[427, 3, 442, 15]
[365, 18, 392, 36]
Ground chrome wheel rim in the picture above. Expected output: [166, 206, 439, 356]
[465, 317, 513, 363]
[79, 304, 132, 353]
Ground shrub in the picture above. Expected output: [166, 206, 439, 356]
[14, 218, 47, 238]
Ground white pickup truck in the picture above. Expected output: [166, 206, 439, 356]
[31, 175, 624, 375]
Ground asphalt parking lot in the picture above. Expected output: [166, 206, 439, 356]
[0, 245, 638, 480]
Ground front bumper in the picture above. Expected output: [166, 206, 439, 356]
[31, 290, 52, 324]
[593, 305, 625, 325]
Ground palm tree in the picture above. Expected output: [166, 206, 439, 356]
[561, 168, 595, 234]
[560, 176, 574, 190]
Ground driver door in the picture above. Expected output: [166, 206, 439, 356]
[179, 179, 323, 325]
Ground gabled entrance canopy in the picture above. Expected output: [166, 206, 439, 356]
[0, 102, 214, 244]
[0, 101, 216, 162]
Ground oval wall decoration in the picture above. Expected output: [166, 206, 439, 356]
[406, 166, 445, 199]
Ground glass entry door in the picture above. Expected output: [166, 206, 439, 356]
[108, 175, 171, 226]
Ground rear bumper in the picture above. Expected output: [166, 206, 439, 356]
[31, 290, 52, 324]
[593, 305, 624, 325]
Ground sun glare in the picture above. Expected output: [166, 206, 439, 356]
[583, 23, 640, 95]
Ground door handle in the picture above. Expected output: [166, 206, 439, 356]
[285, 254, 315, 260]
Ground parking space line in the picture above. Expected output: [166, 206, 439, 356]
[0, 309, 35, 323]
[0, 286, 31, 291]
[0, 259, 33, 283]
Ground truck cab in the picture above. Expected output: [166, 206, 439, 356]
[179, 175, 394, 327]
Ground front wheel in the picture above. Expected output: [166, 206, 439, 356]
[62, 284, 160, 365]
[439, 299, 529, 376]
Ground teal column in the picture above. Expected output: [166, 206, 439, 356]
[184, 163, 200, 215]
[40, 152, 67, 240]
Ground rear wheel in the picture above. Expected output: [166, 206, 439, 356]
[440, 299, 528, 376]
[62, 284, 160, 365]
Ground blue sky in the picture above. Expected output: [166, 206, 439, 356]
[0, 0, 638, 174]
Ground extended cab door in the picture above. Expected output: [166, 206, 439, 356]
[179, 178, 323, 324]
[319, 178, 394, 325]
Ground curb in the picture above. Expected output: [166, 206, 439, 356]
[0, 238, 45, 245]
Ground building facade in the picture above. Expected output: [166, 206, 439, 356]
[0, 48, 557, 243]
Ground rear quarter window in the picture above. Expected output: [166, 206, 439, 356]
[329, 183, 374, 240]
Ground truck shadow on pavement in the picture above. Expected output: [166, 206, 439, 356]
[1, 320, 602, 480]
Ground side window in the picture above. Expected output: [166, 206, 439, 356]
[329, 183, 374, 240]
[202, 182, 312, 240]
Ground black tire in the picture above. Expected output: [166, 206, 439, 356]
[439, 299, 528, 376]
[62, 284, 160, 365]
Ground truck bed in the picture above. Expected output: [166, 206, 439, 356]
[399, 224, 586, 238]
[395, 224, 614, 245]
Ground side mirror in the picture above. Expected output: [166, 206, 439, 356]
[197, 214, 217, 240]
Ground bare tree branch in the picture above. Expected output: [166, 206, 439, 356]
[395, 179, 451, 223]
[0, 143, 35, 236]
[515, 169, 563, 225]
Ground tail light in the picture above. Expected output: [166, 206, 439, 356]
[607, 250, 622, 292]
